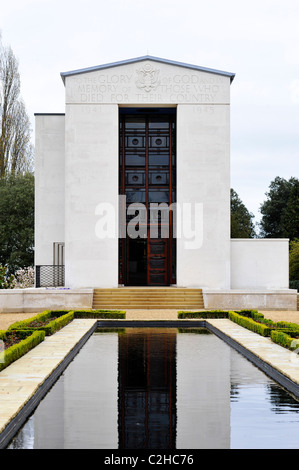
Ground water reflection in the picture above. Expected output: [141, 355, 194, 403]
[7, 327, 299, 449]
[118, 328, 177, 449]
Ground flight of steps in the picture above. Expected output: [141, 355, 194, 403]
[92, 288, 204, 310]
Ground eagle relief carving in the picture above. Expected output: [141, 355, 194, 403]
[135, 64, 160, 92]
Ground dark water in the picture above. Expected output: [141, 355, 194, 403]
[7, 328, 299, 449]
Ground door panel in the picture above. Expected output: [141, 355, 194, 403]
[119, 109, 176, 286]
[148, 238, 168, 286]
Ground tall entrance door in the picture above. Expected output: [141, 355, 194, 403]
[119, 108, 176, 286]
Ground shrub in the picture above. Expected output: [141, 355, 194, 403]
[0, 329, 45, 372]
[250, 311, 277, 327]
[178, 310, 229, 319]
[289, 280, 299, 291]
[73, 309, 126, 319]
[0, 265, 14, 289]
[271, 330, 299, 351]
[228, 311, 272, 337]
[8, 310, 74, 335]
[238, 309, 259, 317]
[289, 240, 299, 282]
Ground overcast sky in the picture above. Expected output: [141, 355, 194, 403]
[1, 0, 299, 227]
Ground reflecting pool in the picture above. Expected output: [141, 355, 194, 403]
[7, 327, 299, 449]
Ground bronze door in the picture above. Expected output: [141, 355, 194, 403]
[147, 237, 168, 286]
[119, 109, 176, 286]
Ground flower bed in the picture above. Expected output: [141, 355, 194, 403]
[2, 330, 25, 349]
[0, 329, 45, 372]
[228, 310, 299, 350]
[270, 329, 299, 351]
[228, 311, 272, 336]
[0, 309, 126, 372]
[8, 310, 74, 336]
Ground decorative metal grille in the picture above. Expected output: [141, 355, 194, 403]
[35, 265, 65, 288]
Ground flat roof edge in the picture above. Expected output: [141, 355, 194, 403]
[60, 55, 235, 84]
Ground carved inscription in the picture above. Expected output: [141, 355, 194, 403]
[71, 64, 226, 104]
[77, 74, 132, 102]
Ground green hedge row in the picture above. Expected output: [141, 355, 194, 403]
[245, 312, 299, 336]
[228, 310, 299, 351]
[228, 311, 272, 337]
[0, 309, 127, 372]
[72, 309, 126, 319]
[0, 330, 45, 372]
[8, 310, 74, 336]
[177, 309, 270, 320]
[7, 309, 126, 336]
[178, 310, 230, 319]
[270, 330, 299, 350]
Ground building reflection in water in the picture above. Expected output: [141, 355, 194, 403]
[9, 327, 299, 450]
[118, 328, 177, 449]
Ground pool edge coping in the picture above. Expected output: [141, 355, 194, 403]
[0, 320, 98, 449]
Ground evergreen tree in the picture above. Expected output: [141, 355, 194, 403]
[259, 177, 299, 240]
[231, 188, 256, 238]
[289, 239, 299, 281]
[0, 173, 34, 274]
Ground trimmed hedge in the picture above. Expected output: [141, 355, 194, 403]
[8, 310, 74, 336]
[178, 309, 264, 320]
[72, 309, 126, 319]
[271, 330, 299, 351]
[178, 310, 229, 319]
[228, 311, 272, 337]
[229, 310, 299, 346]
[275, 320, 299, 332]
[0, 329, 45, 372]
[7, 309, 126, 337]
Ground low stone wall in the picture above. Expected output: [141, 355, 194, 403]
[1, 287, 297, 313]
[202, 289, 297, 311]
[0, 288, 93, 313]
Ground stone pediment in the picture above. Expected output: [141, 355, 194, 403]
[61, 56, 235, 105]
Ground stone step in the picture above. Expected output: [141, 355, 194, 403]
[93, 289, 202, 293]
[92, 296, 204, 300]
[92, 287, 204, 309]
[92, 303, 204, 310]
[93, 299, 203, 305]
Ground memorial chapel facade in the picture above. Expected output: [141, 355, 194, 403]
[34, 56, 294, 309]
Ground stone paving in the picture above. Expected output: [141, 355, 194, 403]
[1, 312, 299, 446]
[0, 319, 97, 436]
[206, 319, 299, 386]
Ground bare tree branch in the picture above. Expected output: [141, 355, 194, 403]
[0, 37, 33, 177]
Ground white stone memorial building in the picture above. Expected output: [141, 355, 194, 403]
[30, 56, 295, 311]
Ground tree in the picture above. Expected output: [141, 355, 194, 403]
[230, 188, 256, 238]
[259, 177, 299, 240]
[0, 34, 33, 177]
[0, 173, 34, 274]
[289, 239, 299, 281]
